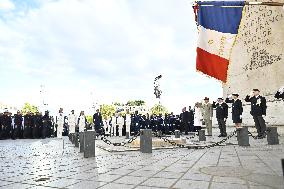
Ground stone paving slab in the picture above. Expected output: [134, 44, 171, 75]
[0, 127, 283, 189]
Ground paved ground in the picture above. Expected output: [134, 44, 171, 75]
[0, 127, 283, 189]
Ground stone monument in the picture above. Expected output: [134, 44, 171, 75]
[223, 1, 284, 126]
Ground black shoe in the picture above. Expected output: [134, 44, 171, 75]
[222, 134, 227, 137]
[218, 134, 222, 137]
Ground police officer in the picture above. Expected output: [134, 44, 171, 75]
[245, 89, 267, 139]
[213, 98, 229, 137]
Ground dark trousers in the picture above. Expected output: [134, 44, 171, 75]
[253, 116, 266, 136]
[217, 118, 227, 136]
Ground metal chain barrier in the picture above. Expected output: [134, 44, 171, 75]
[153, 130, 237, 149]
[99, 131, 140, 147]
[248, 128, 271, 140]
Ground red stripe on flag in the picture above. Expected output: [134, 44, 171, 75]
[196, 47, 229, 82]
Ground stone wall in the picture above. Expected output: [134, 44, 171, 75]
[223, 1, 284, 126]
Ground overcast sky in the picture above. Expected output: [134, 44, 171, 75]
[0, 0, 222, 115]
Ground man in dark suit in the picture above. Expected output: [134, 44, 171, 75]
[245, 89, 267, 139]
[181, 107, 190, 135]
[93, 109, 103, 134]
[188, 106, 194, 132]
[213, 98, 229, 137]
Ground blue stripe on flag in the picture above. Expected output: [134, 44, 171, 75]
[197, 1, 244, 34]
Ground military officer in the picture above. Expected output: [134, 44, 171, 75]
[245, 89, 267, 139]
[201, 97, 213, 136]
[213, 98, 229, 137]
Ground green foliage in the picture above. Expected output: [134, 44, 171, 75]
[21, 103, 39, 115]
[100, 104, 116, 120]
[126, 100, 145, 106]
[86, 115, 93, 123]
[150, 104, 168, 115]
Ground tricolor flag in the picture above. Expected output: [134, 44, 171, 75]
[195, 1, 245, 82]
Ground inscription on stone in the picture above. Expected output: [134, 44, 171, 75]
[239, 6, 283, 71]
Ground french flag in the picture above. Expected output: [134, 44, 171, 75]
[195, 1, 245, 82]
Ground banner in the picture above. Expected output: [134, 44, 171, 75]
[195, 1, 245, 82]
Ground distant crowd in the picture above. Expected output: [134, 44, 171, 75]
[0, 87, 283, 140]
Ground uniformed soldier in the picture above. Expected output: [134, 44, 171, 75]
[68, 110, 77, 135]
[213, 98, 229, 137]
[13, 111, 23, 139]
[201, 97, 213, 136]
[2, 109, 12, 139]
[32, 112, 42, 139]
[23, 111, 33, 139]
[56, 108, 64, 138]
[42, 111, 51, 138]
[275, 86, 284, 100]
[226, 93, 243, 128]
[245, 89, 267, 139]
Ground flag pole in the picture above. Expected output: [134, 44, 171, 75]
[244, 1, 284, 6]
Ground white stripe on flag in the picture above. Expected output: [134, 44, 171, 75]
[197, 26, 236, 60]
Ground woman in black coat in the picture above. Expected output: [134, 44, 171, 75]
[225, 93, 243, 128]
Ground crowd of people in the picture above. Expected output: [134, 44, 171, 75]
[0, 87, 283, 140]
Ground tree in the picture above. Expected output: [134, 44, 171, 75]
[21, 103, 39, 115]
[85, 115, 93, 124]
[100, 104, 116, 120]
[150, 104, 168, 115]
[126, 100, 145, 106]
